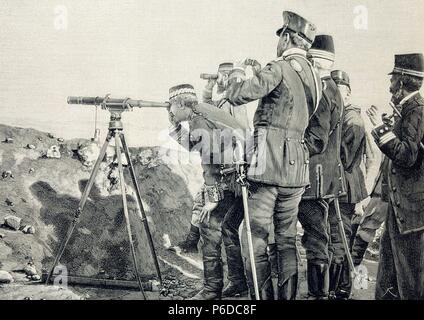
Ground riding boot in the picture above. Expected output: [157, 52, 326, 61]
[276, 251, 298, 300]
[328, 262, 343, 300]
[178, 224, 200, 253]
[248, 263, 275, 300]
[306, 262, 328, 300]
[335, 258, 352, 299]
[351, 236, 369, 266]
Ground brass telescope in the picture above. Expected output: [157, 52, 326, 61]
[67, 95, 170, 110]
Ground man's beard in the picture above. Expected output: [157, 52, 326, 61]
[390, 83, 404, 105]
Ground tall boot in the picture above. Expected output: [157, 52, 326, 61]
[190, 259, 223, 300]
[328, 263, 343, 300]
[276, 251, 298, 300]
[247, 261, 275, 300]
[222, 242, 248, 298]
[351, 236, 369, 266]
[335, 258, 352, 299]
[306, 262, 328, 300]
[178, 224, 200, 253]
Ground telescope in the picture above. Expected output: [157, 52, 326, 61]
[200, 73, 219, 80]
[67, 95, 170, 111]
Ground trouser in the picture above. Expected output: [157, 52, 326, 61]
[298, 199, 330, 265]
[328, 202, 356, 264]
[375, 202, 424, 300]
[240, 183, 304, 300]
[199, 191, 245, 293]
[351, 197, 387, 265]
[191, 187, 205, 228]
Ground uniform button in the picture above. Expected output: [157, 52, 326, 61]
[305, 160, 309, 164]
[286, 138, 291, 141]
[396, 201, 401, 207]
[399, 217, 405, 223]
[379, 129, 385, 134]
[290, 160, 295, 165]
[301, 139, 305, 144]
[392, 187, 397, 192]
[385, 127, 389, 131]
[391, 168, 396, 174]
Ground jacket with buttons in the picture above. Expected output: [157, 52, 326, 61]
[339, 105, 368, 204]
[302, 76, 345, 199]
[372, 93, 424, 234]
[225, 51, 321, 188]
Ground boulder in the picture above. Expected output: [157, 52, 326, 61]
[22, 225, 36, 235]
[77, 142, 100, 167]
[0, 270, 14, 284]
[4, 215, 22, 230]
[2, 171, 13, 179]
[46, 145, 61, 159]
[23, 263, 38, 277]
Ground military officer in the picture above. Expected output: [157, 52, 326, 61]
[224, 11, 321, 300]
[168, 84, 247, 300]
[367, 53, 424, 300]
[329, 70, 368, 299]
[297, 35, 345, 300]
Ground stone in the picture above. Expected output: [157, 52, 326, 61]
[23, 263, 37, 277]
[46, 145, 61, 159]
[48, 133, 55, 139]
[3, 138, 14, 143]
[0, 270, 14, 284]
[31, 274, 41, 281]
[28, 168, 35, 174]
[26, 144, 36, 150]
[57, 138, 65, 143]
[2, 171, 12, 179]
[4, 215, 22, 230]
[0, 232, 4, 239]
[22, 225, 36, 235]
[77, 142, 100, 167]
[5, 198, 14, 206]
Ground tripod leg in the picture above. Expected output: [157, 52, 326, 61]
[115, 132, 147, 299]
[46, 131, 112, 285]
[120, 133, 162, 285]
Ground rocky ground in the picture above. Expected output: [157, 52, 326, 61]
[0, 123, 379, 300]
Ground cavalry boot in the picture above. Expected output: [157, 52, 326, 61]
[328, 263, 343, 300]
[189, 288, 221, 300]
[306, 262, 328, 300]
[276, 250, 298, 300]
[248, 263, 275, 300]
[178, 224, 200, 253]
[278, 274, 298, 300]
[222, 281, 248, 298]
[351, 236, 369, 266]
[335, 259, 352, 300]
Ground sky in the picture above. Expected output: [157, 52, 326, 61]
[1, 0, 424, 146]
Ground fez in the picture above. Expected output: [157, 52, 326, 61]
[276, 11, 316, 44]
[169, 84, 197, 100]
[389, 53, 424, 78]
[331, 70, 350, 89]
[309, 35, 335, 62]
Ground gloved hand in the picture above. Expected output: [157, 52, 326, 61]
[244, 58, 262, 75]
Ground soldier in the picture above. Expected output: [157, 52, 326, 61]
[367, 53, 424, 300]
[224, 11, 321, 300]
[329, 70, 368, 299]
[297, 35, 345, 300]
[167, 84, 248, 300]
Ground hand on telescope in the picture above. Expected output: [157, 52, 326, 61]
[244, 58, 262, 75]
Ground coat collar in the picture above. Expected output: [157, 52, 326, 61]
[282, 48, 307, 58]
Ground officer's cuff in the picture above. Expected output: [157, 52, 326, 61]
[372, 123, 396, 147]
[204, 184, 224, 203]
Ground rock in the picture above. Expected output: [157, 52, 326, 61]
[38, 137, 43, 141]
[48, 133, 55, 139]
[5, 198, 14, 206]
[77, 142, 100, 167]
[0, 232, 4, 239]
[23, 263, 37, 277]
[0, 270, 14, 284]
[28, 168, 35, 174]
[3, 137, 14, 143]
[57, 138, 65, 143]
[138, 149, 161, 168]
[4, 215, 22, 230]
[46, 145, 61, 159]
[22, 225, 36, 235]
[26, 144, 36, 149]
[2, 171, 12, 179]
[31, 274, 41, 281]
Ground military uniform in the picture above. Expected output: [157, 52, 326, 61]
[297, 35, 345, 299]
[372, 54, 424, 300]
[225, 11, 320, 300]
[328, 70, 369, 299]
[168, 85, 247, 299]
